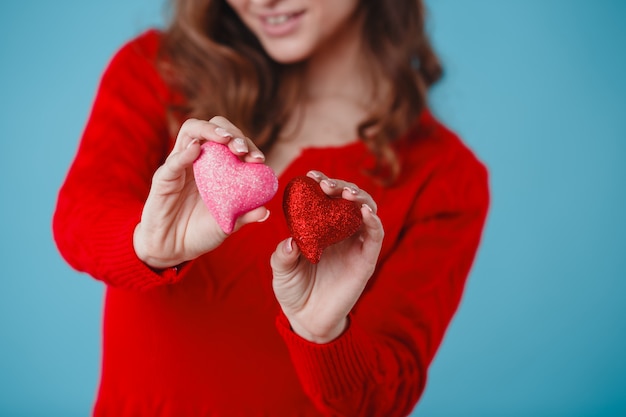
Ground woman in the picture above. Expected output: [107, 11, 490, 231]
[53, 0, 489, 415]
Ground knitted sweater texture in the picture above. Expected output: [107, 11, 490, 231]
[53, 30, 490, 417]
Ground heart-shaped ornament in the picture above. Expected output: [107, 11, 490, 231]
[193, 141, 278, 234]
[283, 176, 363, 264]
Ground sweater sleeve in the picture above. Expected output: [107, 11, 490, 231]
[276, 146, 490, 416]
[53, 31, 188, 290]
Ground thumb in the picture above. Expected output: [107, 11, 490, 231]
[233, 206, 271, 231]
[270, 237, 301, 277]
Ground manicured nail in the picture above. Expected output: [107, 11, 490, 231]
[233, 137, 248, 153]
[308, 170, 322, 179]
[322, 179, 337, 188]
[251, 150, 265, 161]
[344, 186, 359, 195]
[362, 203, 373, 213]
[285, 237, 293, 253]
[215, 127, 233, 138]
[186, 138, 199, 149]
[258, 210, 270, 223]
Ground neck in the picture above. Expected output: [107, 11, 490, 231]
[302, 14, 373, 106]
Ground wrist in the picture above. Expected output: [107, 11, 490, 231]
[288, 316, 349, 344]
[133, 223, 182, 270]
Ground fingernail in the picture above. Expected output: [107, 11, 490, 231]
[322, 179, 337, 188]
[308, 170, 322, 179]
[285, 237, 293, 253]
[362, 203, 373, 213]
[344, 186, 359, 195]
[233, 137, 248, 153]
[258, 210, 270, 223]
[215, 127, 233, 138]
[251, 150, 265, 161]
[186, 138, 199, 150]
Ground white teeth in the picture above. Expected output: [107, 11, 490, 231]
[266, 14, 290, 25]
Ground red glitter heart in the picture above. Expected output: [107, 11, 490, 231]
[283, 176, 363, 264]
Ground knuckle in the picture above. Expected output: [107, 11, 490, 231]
[181, 118, 198, 129]
[209, 115, 227, 125]
[152, 164, 167, 181]
[346, 182, 359, 191]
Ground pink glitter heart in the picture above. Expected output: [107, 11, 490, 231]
[193, 142, 278, 234]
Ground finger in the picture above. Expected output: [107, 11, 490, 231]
[240, 137, 266, 163]
[306, 171, 378, 211]
[175, 117, 252, 152]
[227, 136, 266, 163]
[208, 117, 266, 162]
[306, 171, 344, 197]
[155, 138, 202, 183]
[233, 206, 271, 231]
[173, 119, 230, 151]
[318, 177, 362, 201]
[340, 183, 378, 213]
[359, 204, 385, 259]
[270, 237, 301, 276]
[210, 116, 253, 156]
[306, 170, 325, 182]
[208, 115, 247, 137]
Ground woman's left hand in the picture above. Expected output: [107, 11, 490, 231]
[270, 171, 385, 343]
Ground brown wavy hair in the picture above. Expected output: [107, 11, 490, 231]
[159, 0, 442, 180]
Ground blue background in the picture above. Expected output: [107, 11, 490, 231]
[1, 0, 624, 416]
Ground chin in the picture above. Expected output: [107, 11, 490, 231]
[261, 41, 313, 64]
[268, 53, 308, 64]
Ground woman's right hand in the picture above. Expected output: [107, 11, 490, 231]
[133, 117, 270, 270]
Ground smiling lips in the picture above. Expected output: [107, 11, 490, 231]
[265, 14, 291, 25]
[260, 10, 305, 35]
[263, 11, 303, 25]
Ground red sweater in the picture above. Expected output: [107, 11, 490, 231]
[53, 30, 489, 417]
